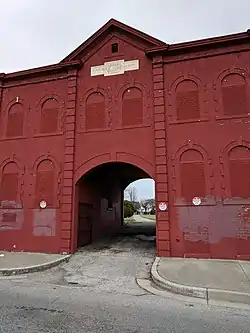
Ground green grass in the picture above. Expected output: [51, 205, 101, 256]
[124, 217, 136, 222]
[142, 214, 156, 221]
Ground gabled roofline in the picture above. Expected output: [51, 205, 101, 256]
[146, 29, 250, 56]
[1, 60, 82, 82]
[61, 18, 166, 63]
[1, 25, 249, 83]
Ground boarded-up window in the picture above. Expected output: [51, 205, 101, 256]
[40, 99, 59, 133]
[180, 149, 206, 202]
[222, 74, 247, 116]
[35, 160, 55, 207]
[0, 162, 19, 203]
[85, 92, 106, 131]
[176, 80, 200, 121]
[6, 103, 24, 137]
[122, 87, 143, 126]
[229, 146, 250, 198]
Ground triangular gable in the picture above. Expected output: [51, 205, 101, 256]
[61, 18, 166, 63]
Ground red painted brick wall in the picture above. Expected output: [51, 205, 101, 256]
[164, 46, 250, 259]
[0, 75, 68, 253]
[74, 32, 155, 179]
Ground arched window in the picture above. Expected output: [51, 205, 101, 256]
[228, 146, 250, 198]
[35, 160, 55, 207]
[221, 74, 247, 116]
[6, 103, 24, 137]
[176, 80, 200, 121]
[40, 98, 59, 133]
[85, 92, 106, 130]
[180, 149, 206, 202]
[122, 87, 143, 126]
[0, 162, 19, 203]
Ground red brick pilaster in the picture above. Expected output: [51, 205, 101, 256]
[152, 56, 170, 257]
[0, 74, 4, 137]
[60, 68, 78, 254]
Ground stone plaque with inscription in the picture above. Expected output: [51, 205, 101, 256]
[91, 59, 139, 77]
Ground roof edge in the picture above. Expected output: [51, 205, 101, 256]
[61, 18, 166, 63]
[146, 29, 250, 56]
[1, 60, 82, 82]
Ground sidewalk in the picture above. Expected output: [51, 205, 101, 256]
[151, 257, 250, 305]
[0, 251, 70, 276]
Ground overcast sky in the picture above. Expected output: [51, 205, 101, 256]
[1, 0, 249, 199]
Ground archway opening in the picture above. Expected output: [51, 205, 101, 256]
[123, 179, 156, 236]
[75, 162, 155, 250]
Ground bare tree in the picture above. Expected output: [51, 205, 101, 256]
[124, 185, 141, 213]
[125, 185, 138, 202]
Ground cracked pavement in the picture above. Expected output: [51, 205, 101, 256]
[5, 220, 156, 296]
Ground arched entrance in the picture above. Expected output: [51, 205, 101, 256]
[74, 162, 155, 250]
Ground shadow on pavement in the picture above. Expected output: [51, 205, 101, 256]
[77, 219, 156, 253]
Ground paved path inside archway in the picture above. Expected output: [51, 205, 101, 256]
[9, 218, 156, 296]
[133, 214, 156, 223]
[62, 229, 155, 295]
[61, 218, 156, 295]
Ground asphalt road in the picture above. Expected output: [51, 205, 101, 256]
[0, 220, 250, 332]
[1, 278, 250, 333]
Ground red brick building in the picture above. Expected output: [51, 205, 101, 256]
[0, 19, 249, 259]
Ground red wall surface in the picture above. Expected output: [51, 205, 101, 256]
[164, 48, 250, 259]
[0, 19, 249, 259]
[0, 76, 68, 253]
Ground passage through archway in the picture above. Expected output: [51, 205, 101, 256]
[123, 178, 155, 236]
[74, 162, 155, 250]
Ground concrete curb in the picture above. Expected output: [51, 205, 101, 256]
[0, 255, 71, 276]
[151, 257, 207, 299]
[151, 257, 250, 305]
